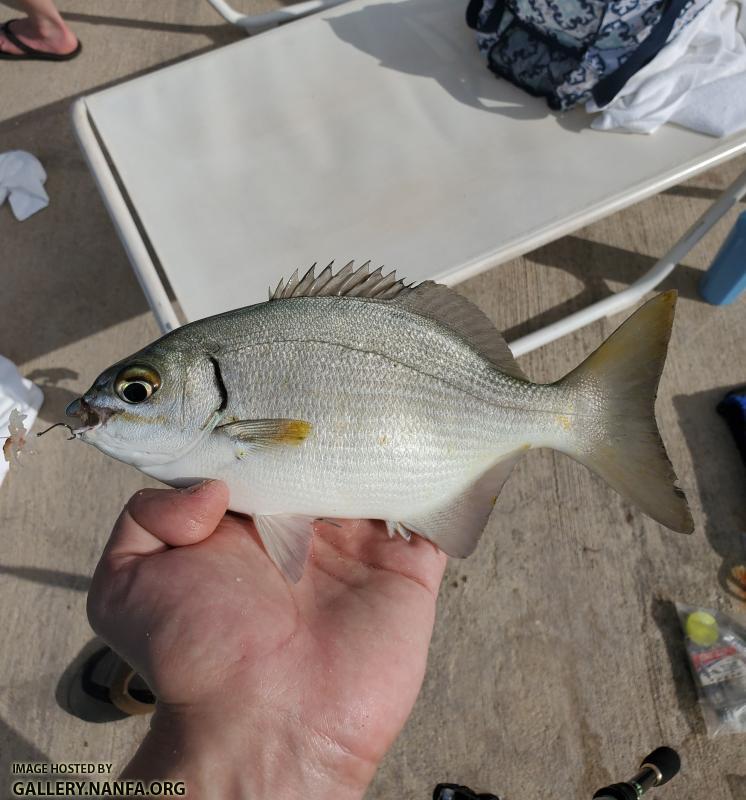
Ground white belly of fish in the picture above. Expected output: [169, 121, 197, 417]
[144, 396, 535, 521]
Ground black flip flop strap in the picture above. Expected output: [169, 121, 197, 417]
[2, 20, 40, 56]
[81, 648, 155, 705]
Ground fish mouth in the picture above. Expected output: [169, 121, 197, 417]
[65, 397, 111, 432]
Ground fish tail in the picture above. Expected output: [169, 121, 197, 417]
[555, 290, 693, 533]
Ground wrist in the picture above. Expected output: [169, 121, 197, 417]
[123, 702, 375, 800]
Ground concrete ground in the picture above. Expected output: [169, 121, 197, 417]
[1, 1, 745, 797]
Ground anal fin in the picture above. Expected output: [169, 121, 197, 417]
[253, 514, 315, 583]
[403, 448, 527, 558]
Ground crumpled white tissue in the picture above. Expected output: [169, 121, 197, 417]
[1, 355, 44, 486]
[0, 150, 49, 221]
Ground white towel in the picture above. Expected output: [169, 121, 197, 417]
[0, 356, 43, 487]
[0, 150, 49, 221]
[588, 0, 746, 137]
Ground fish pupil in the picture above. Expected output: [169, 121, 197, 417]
[122, 382, 150, 403]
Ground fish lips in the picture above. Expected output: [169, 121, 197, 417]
[65, 397, 111, 430]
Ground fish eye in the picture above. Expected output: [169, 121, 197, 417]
[114, 365, 161, 404]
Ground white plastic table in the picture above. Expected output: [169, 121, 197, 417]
[72, 0, 746, 355]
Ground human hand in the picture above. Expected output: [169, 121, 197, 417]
[87, 481, 447, 799]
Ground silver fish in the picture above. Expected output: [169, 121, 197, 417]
[67, 262, 693, 581]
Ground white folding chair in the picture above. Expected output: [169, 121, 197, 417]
[205, 0, 350, 32]
[72, 0, 746, 356]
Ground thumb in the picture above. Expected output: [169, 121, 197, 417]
[104, 480, 230, 563]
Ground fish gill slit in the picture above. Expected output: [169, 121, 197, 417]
[209, 356, 229, 412]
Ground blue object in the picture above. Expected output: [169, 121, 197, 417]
[700, 211, 746, 305]
[717, 386, 746, 468]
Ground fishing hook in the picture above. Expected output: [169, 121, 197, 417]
[36, 422, 77, 440]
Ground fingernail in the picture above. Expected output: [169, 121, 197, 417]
[181, 479, 214, 494]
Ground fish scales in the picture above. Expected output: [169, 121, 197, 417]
[66, 264, 693, 581]
[196, 342, 525, 517]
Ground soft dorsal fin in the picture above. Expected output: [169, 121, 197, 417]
[394, 281, 529, 381]
[268, 262, 528, 381]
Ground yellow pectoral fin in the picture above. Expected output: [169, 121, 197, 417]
[217, 418, 312, 448]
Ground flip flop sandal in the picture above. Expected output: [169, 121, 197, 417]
[0, 19, 82, 61]
[80, 646, 156, 717]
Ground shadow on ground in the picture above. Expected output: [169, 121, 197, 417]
[726, 774, 746, 800]
[0, 564, 90, 592]
[24, 368, 80, 425]
[674, 387, 746, 599]
[664, 184, 746, 204]
[501, 236, 708, 342]
[0, 713, 49, 778]
[650, 596, 705, 735]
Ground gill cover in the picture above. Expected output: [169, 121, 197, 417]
[68, 347, 227, 466]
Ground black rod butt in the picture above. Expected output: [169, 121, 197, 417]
[640, 747, 680, 786]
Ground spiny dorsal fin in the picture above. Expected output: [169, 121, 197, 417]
[268, 261, 412, 301]
[394, 282, 529, 381]
[268, 263, 528, 381]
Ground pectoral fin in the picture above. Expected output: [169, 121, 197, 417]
[403, 448, 527, 558]
[253, 513, 316, 583]
[217, 418, 312, 449]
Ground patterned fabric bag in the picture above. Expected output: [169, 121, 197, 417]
[466, 0, 711, 110]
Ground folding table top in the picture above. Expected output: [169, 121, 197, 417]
[78, 0, 746, 323]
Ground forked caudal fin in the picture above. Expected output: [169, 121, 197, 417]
[556, 290, 693, 533]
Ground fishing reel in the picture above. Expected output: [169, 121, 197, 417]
[433, 746, 680, 800]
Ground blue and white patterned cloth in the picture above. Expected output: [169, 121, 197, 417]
[468, 0, 713, 110]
